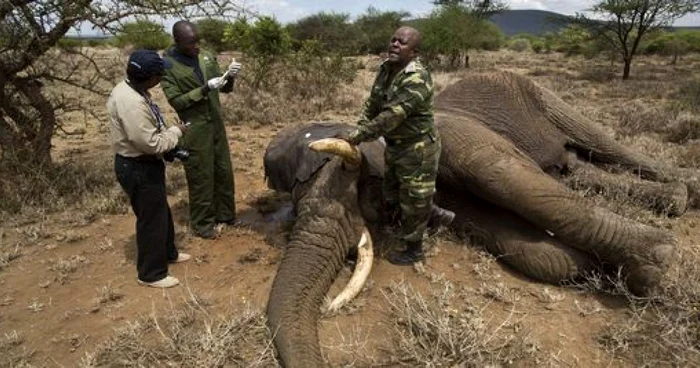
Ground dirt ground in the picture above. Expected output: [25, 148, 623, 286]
[2, 49, 700, 367]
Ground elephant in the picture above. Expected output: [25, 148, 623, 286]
[263, 71, 690, 367]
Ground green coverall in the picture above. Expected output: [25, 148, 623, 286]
[161, 48, 236, 235]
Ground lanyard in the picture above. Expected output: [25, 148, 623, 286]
[126, 79, 165, 131]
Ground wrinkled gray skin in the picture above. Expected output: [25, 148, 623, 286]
[264, 71, 689, 367]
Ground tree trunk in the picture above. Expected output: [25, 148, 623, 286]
[622, 57, 632, 80]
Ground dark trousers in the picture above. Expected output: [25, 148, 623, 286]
[115, 154, 178, 282]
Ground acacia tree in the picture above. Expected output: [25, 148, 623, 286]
[575, 0, 700, 79]
[0, 0, 242, 169]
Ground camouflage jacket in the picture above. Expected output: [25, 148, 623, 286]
[349, 59, 435, 145]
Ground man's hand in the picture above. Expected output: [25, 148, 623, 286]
[334, 130, 361, 145]
[175, 121, 189, 134]
[207, 77, 228, 90]
[227, 58, 242, 77]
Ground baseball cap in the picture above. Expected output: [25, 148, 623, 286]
[126, 49, 172, 80]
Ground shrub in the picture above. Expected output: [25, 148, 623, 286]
[195, 18, 232, 52]
[114, 20, 170, 50]
[665, 112, 700, 144]
[507, 38, 531, 52]
[674, 78, 700, 113]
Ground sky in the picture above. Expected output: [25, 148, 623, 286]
[243, 0, 700, 26]
[72, 0, 700, 35]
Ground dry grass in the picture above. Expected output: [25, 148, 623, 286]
[381, 280, 540, 366]
[81, 294, 277, 367]
[0, 330, 34, 367]
[596, 244, 700, 365]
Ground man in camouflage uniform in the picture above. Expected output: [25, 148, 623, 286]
[161, 20, 242, 239]
[342, 26, 455, 265]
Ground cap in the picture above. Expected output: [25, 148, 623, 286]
[126, 49, 172, 80]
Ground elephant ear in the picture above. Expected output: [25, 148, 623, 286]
[264, 122, 356, 193]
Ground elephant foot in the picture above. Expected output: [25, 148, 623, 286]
[623, 235, 676, 296]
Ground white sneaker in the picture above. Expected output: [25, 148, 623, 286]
[138, 275, 180, 288]
[171, 253, 191, 263]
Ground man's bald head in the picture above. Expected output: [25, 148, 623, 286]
[173, 20, 200, 57]
[387, 26, 423, 67]
[396, 26, 422, 51]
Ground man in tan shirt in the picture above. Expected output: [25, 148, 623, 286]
[107, 49, 191, 288]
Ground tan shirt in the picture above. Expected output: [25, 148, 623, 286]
[107, 80, 182, 157]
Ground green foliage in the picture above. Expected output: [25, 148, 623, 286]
[286, 12, 364, 55]
[286, 39, 358, 98]
[224, 16, 291, 90]
[224, 17, 252, 51]
[553, 25, 594, 56]
[507, 38, 531, 52]
[472, 21, 505, 50]
[355, 6, 410, 54]
[418, 3, 506, 68]
[195, 18, 232, 52]
[115, 20, 170, 50]
[575, 0, 700, 79]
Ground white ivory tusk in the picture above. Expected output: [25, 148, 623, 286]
[324, 228, 374, 313]
[308, 138, 362, 167]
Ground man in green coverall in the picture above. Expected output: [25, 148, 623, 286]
[161, 20, 242, 239]
[341, 26, 455, 265]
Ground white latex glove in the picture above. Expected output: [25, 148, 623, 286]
[207, 76, 227, 90]
[227, 58, 242, 76]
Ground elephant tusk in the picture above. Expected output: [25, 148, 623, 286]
[308, 138, 362, 168]
[324, 228, 374, 313]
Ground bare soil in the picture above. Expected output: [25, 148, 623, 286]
[2, 49, 700, 367]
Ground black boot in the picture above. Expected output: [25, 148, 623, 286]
[427, 205, 456, 235]
[387, 240, 425, 266]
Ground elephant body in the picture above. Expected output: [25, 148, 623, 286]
[263, 71, 685, 367]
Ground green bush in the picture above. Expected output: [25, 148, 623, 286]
[507, 38, 531, 52]
[356, 6, 410, 54]
[286, 12, 364, 55]
[115, 20, 170, 50]
[195, 18, 232, 52]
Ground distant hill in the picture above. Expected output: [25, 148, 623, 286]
[488, 10, 572, 36]
[489, 9, 700, 37]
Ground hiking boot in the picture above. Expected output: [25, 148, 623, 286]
[195, 227, 217, 239]
[138, 275, 180, 288]
[427, 205, 456, 235]
[170, 253, 191, 263]
[387, 240, 425, 266]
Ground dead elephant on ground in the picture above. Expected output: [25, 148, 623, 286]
[262, 71, 692, 367]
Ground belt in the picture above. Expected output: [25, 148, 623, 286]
[385, 132, 435, 146]
[117, 154, 161, 162]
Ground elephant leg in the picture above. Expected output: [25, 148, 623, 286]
[564, 158, 688, 216]
[436, 191, 594, 283]
[539, 88, 676, 182]
[437, 114, 676, 296]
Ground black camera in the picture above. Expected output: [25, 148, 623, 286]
[164, 147, 190, 162]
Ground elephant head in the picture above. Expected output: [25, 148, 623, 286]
[264, 122, 385, 367]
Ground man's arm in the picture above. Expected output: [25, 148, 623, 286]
[118, 99, 182, 155]
[161, 70, 208, 111]
[349, 71, 431, 144]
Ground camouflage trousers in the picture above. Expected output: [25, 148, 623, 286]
[383, 135, 441, 242]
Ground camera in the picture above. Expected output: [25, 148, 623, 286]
[164, 147, 190, 162]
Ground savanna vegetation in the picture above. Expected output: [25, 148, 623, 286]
[2, 0, 700, 366]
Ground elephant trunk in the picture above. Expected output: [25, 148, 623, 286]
[438, 119, 676, 295]
[267, 160, 364, 367]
